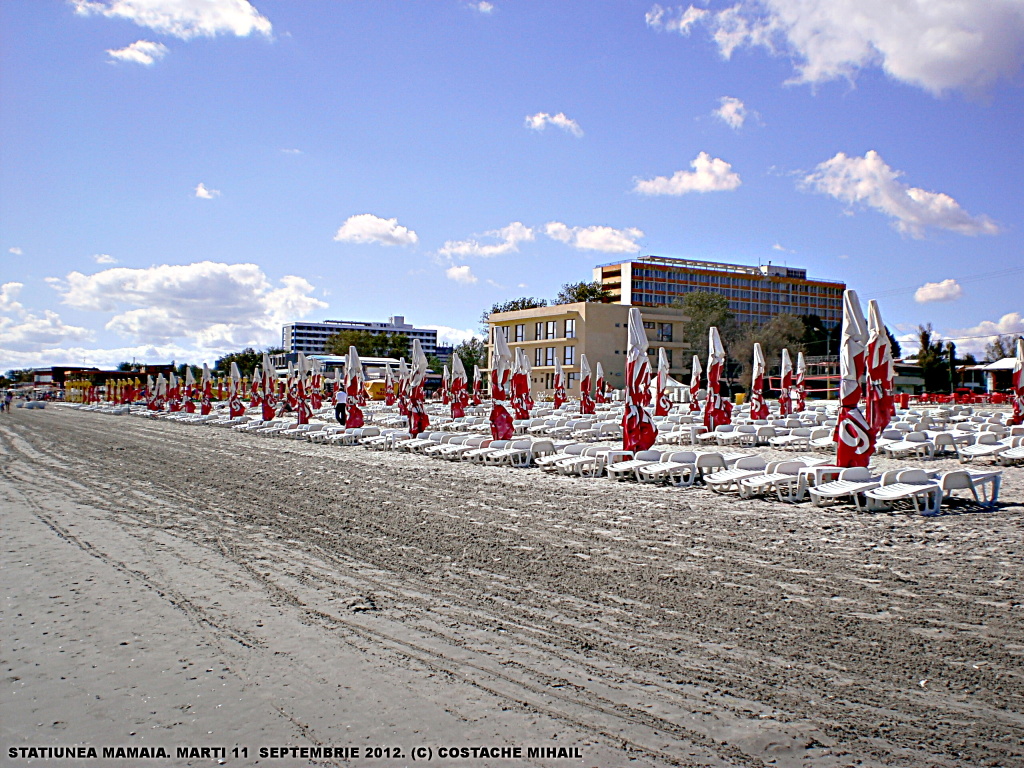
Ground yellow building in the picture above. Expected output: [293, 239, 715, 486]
[487, 301, 689, 395]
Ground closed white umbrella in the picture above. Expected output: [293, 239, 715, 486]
[748, 342, 769, 420]
[622, 307, 656, 452]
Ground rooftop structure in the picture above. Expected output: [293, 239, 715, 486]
[595, 255, 845, 327]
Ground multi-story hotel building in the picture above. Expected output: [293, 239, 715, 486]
[281, 315, 437, 358]
[487, 302, 688, 395]
[595, 256, 845, 327]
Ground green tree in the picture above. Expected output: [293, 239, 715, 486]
[454, 337, 487, 382]
[215, 347, 282, 377]
[914, 324, 949, 392]
[985, 334, 1019, 362]
[676, 291, 739, 364]
[325, 330, 408, 358]
[732, 314, 807, 390]
[554, 281, 609, 305]
[479, 297, 548, 332]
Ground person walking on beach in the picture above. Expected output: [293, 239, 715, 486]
[333, 385, 348, 425]
[3, 391, 12, 413]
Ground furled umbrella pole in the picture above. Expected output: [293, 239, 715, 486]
[748, 342, 769, 420]
[622, 307, 657, 452]
[489, 328, 515, 440]
[834, 289, 874, 467]
[578, 353, 594, 415]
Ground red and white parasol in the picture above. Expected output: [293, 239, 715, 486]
[489, 327, 514, 439]
[1011, 337, 1023, 426]
[654, 347, 671, 417]
[200, 365, 212, 415]
[450, 353, 470, 418]
[794, 351, 806, 412]
[779, 349, 793, 416]
[408, 340, 430, 436]
[748, 342, 769, 420]
[295, 353, 312, 425]
[622, 307, 656, 452]
[834, 290, 873, 467]
[228, 362, 245, 418]
[595, 361, 607, 404]
[510, 347, 530, 419]
[261, 353, 277, 420]
[865, 299, 896, 437]
[689, 354, 702, 413]
[472, 364, 483, 406]
[383, 364, 396, 406]
[344, 346, 365, 428]
[703, 327, 732, 430]
[552, 354, 567, 410]
[578, 353, 594, 415]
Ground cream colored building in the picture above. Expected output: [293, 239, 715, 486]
[487, 302, 689, 395]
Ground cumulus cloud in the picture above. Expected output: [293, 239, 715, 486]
[634, 151, 742, 195]
[445, 265, 478, 284]
[281, 148, 302, 155]
[333, 213, 418, 247]
[423, 325, 479, 345]
[1, 282, 25, 314]
[524, 112, 584, 138]
[73, 0, 272, 40]
[93, 253, 117, 264]
[106, 39, 168, 65]
[714, 96, 748, 129]
[194, 182, 220, 199]
[645, 4, 707, 35]
[650, 0, 1024, 95]
[49, 261, 326, 350]
[9, 247, 23, 255]
[803, 150, 1000, 238]
[946, 313, 1024, 358]
[545, 222, 644, 253]
[439, 222, 534, 258]
[0, 341, 205, 372]
[914, 278, 963, 303]
[469, 1, 494, 13]
[0, 310, 94, 352]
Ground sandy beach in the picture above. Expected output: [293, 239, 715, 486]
[2, 406, 1022, 768]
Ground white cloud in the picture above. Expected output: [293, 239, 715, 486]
[93, 253, 117, 264]
[772, 242, 795, 254]
[73, 0, 272, 41]
[439, 222, 534, 258]
[49, 261, 326, 350]
[524, 112, 584, 138]
[281, 148, 302, 155]
[0, 310, 94, 352]
[9, 247, 23, 255]
[946, 313, 1024, 358]
[445, 265, 478, 284]
[545, 222, 644, 253]
[470, 1, 494, 13]
[634, 151, 742, 195]
[333, 213, 418, 247]
[667, 0, 1024, 95]
[106, 39, 168, 65]
[914, 278, 963, 303]
[194, 182, 220, 199]
[803, 150, 1000, 238]
[423, 325, 478, 345]
[714, 96, 747, 129]
[1, 282, 25, 314]
[645, 4, 707, 35]
[0, 341, 205, 372]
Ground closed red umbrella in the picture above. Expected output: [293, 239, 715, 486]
[441, 365, 451, 405]
[779, 349, 793, 416]
[865, 299, 896, 436]
[472, 365, 483, 406]
[622, 307, 656, 452]
[1011, 338, 1023, 426]
[655, 347, 671, 417]
[396, 358, 410, 417]
[834, 290, 873, 467]
[595, 362, 607, 404]
[383, 364, 396, 406]
[408, 340, 430, 436]
[295, 354, 312, 425]
[344, 346, 365, 428]
[489, 328, 514, 439]
[450, 353, 469, 418]
[703, 327, 732, 430]
[229, 362, 245, 418]
[795, 352, 806, 412]
[510, 347, 530, 419]
[200, 365, 212, 415]
[578, 353, 594, 415]
[167, 371, 180, 412]
[552, 355, 567, 410]
[689, 354, 702, 413]
[748, 342, 769, 420]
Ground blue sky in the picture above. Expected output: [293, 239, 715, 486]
[2, 0, 1022, 371]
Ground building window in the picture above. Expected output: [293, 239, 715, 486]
[657, 322, 673, 342]
[545, 347, 556, 366]
[534, 348, 542, 367]
[514, 324, 525, 342]
[567, 372, 577, 389]
[535, 322, 544, 340]
[564, 318, 576, 339]
[545, 320, 557, 340]
[563, 346, 575, 365]
[643, 321, 655, 329]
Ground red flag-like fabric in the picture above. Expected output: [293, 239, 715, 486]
[1011, 338, 1023, 426]
[865, 300, 896, 437]
[489, 329, 515, 440]
[703, 328, 732, 430]
[834, 290, 874, 468]
[578, 354, 594, 415]
[748, 343, 769, 420]
[622, 308, 657, 453]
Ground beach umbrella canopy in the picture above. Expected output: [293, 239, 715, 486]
[228, 362, 245, 418]
[155, 373, 168, 411]
[450, 353, 469, 418]
[795, 351, 806, 412]
[622, 307, 656, 452]
[294, 353, 312, 425]
[510, 347, 530, 419]
[200, 364, 212, 415]
[344, 346, 365, 428]
[779, 349, 793, 416]
[472, 364, 483, 406]
[578, 353, 594, 415]
[689, 354, 702, 413]
[408, 339, 430, 436]
[261, 354, 277, 420]
[522, 347, 535, 410]
[595, 361, 607, 404]
[703, 327, 732, 430]
[250, 365, 263, 409]
[1011, 337, 1023, 426]
[748, 342, 769, 420]
[552, 355, 567, 410]
[441, 365, 451, 405]
[655, 347, 671, 417]
[834, 289, 873, 467]
[396, 358, 410, 416]
[489, 327, 514, 439]
[309, 357, 323, 410]
[167, 371, 180, 412]
[865, 300, 896, 436]
[383, 364, 396, 406]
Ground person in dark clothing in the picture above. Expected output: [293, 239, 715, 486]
[333, 387, 348, 425]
